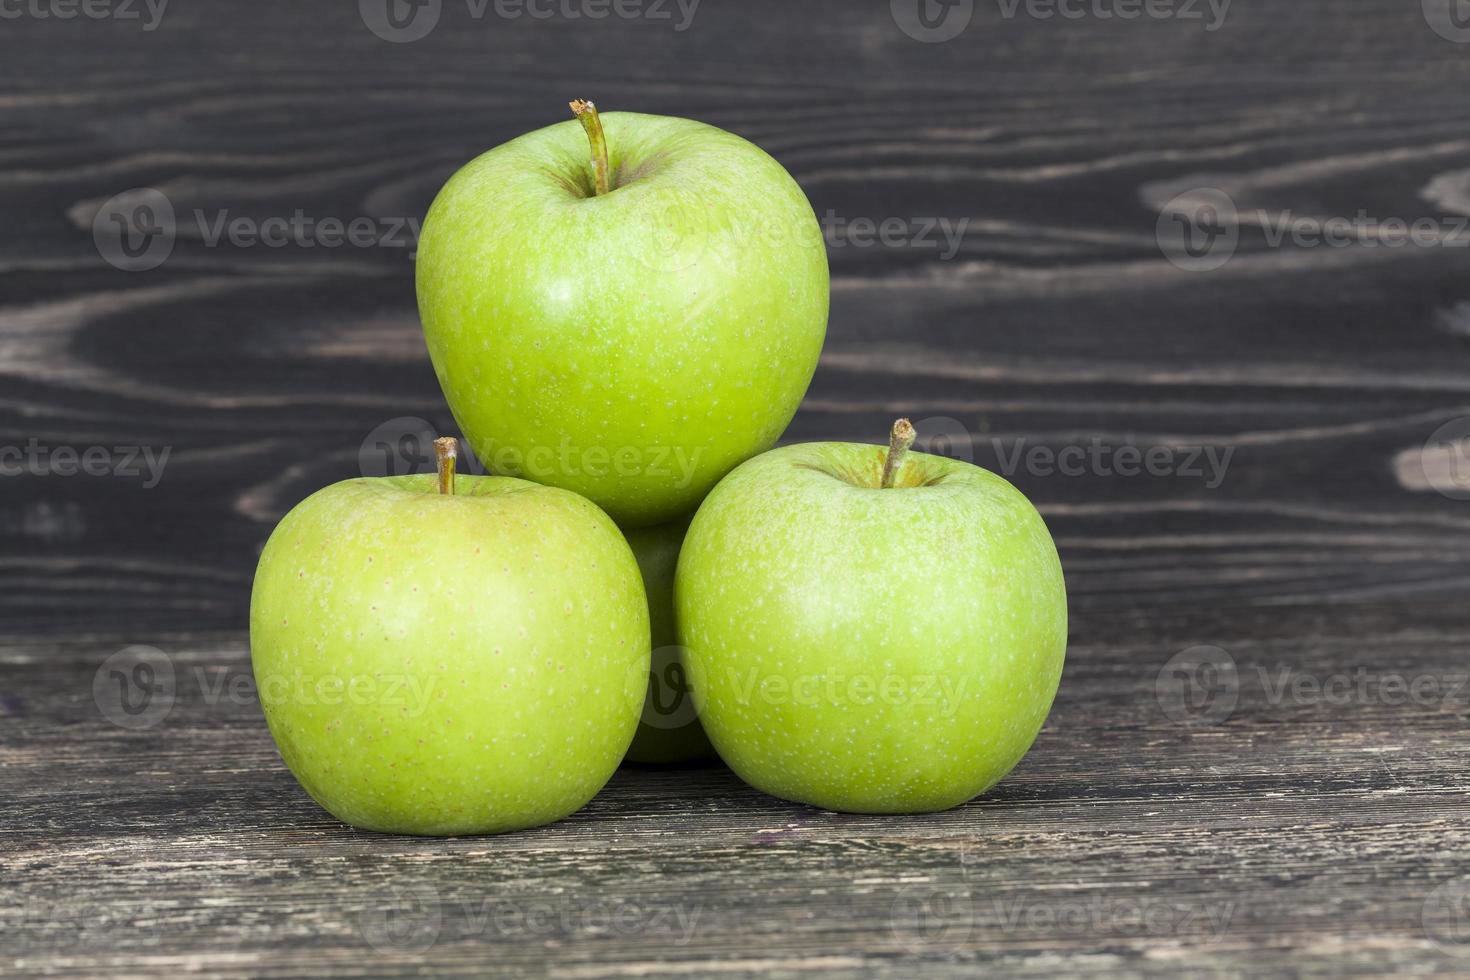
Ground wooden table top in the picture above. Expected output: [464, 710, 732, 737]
[5, 2, 1470, 976]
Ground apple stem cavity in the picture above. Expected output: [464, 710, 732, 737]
[435, 437, 458, 496]
[880, 418, 916, 489]
[569, 99, 611, 197]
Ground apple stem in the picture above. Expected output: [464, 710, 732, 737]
[434, 437, 458, 495]
[880, 418, 916, 489]
[569, 99, 611, 197]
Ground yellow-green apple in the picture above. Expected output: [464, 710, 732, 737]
[676, 421, 1067, 813]
[250, 439, 649, 835]
[622, 519, 714, 764]
[415, 100, 829, 527]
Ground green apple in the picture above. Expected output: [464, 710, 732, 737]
[675, 421, 1068, 814]
[250, 439, 648, 836]
[622, 519, 715, 764]
[415, 100, 829, 528]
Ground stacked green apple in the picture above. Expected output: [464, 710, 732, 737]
[250, 102, 1066, 835]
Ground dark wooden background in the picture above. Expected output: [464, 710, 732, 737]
[6, 1, 1470, 976]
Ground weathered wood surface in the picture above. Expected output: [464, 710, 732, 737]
[5, 1, 1470, 976]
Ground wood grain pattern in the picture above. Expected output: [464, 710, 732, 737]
[4, 1, 1470, 976]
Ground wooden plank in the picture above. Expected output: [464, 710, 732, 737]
[6, 600, 1470, 976]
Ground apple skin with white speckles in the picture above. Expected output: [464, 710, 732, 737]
[675, 442, 1067, 814]
[249, 474, 650, 836]
[415, 110, 829, 528]
[622, 518, 715, 764]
